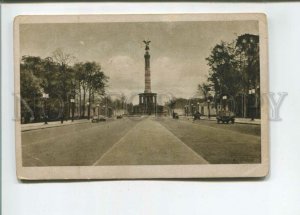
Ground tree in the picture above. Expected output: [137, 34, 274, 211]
[52, 48, 74, 66]
[73, 61, 108, 118]
[83, 62, 108, 119]
[204, 34, 260, 117]
[206, 42, 241, 99]
[236, 34, 260, 89]
[166, 98, 176, 116]
[198, 83, 210, 100]
[20, 52, 109, 123]
[73, 62, 86, 117]
[20, 58, 43, 123]
[198, 83, 213, 115]
[52, 49, 75, 122]
[235, 34, 260, 117]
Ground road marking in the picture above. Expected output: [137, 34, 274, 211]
[94, 117, 209, 165]
[154, 120, 209, 164]
[92, 119, 144, 165]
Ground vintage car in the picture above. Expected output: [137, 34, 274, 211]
[193, 111, 201, 121]
[116, 115, 123, 119]
[216, 110, 235, 124]
[172, 112, 179, 119]
[91, 115, 107, 123]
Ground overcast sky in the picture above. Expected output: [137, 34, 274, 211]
[20, 21, 258, 102]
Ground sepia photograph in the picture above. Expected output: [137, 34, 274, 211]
[14, 14, 269, 179]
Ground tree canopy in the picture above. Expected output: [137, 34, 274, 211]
[200, 34, 260, 116]
[20, 52, 109, 123]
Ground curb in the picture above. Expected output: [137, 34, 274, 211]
[182, 117, 261, 125]
[21, 120, 91, 132]
[202, 118, 260, 125]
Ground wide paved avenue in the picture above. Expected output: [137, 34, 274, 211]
[22, 116, 261, 166]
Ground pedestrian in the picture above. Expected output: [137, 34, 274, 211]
[60, 113, 64, 124]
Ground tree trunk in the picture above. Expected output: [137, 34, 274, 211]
[79, 82, 82, 117]
[92, 92, 95, 116]
[243, 90, 247, 118]
[82, 86, 86, 117]
[87, 88, 91, 119]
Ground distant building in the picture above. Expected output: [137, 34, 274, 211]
[170, 98, 217, 117]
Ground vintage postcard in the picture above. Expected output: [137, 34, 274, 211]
[14, 13, 269, 180]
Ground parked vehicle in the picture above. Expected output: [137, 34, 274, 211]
[91, 115, 107, 123]
[116, 115, 123, 119]
[193, 111, 201, 121]
[217, 110, 235, 124]
[173, 112, 179, 119]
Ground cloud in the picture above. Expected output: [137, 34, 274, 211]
[20, 21, 258, 99]
[101, 54, 210, 99]
[103, 55, 144, 94]
[151, 56, 208, 98]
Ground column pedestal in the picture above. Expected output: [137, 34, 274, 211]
[138, 93, 157, 115]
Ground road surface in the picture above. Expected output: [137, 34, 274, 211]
[21, 116, 261, 166]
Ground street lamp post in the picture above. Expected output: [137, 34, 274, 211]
[103, 105, 106, 117]
[222, 95, 227, 111]
[87, 102, 90, 120]
[191, 104, 194, 115]
[256, 85, 260, 118]
[33, 92, 36, 122]
[96, 104, 100, 120]
[42, 93, 49, 124]
[70, 98, 75, 122]
[186, 105, 189, 116]
[248, 88, 256, 121]
[207, 99, 211, 119]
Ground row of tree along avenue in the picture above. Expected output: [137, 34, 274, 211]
[199, 33, 260, 119]
[20, 49, 110, 124]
